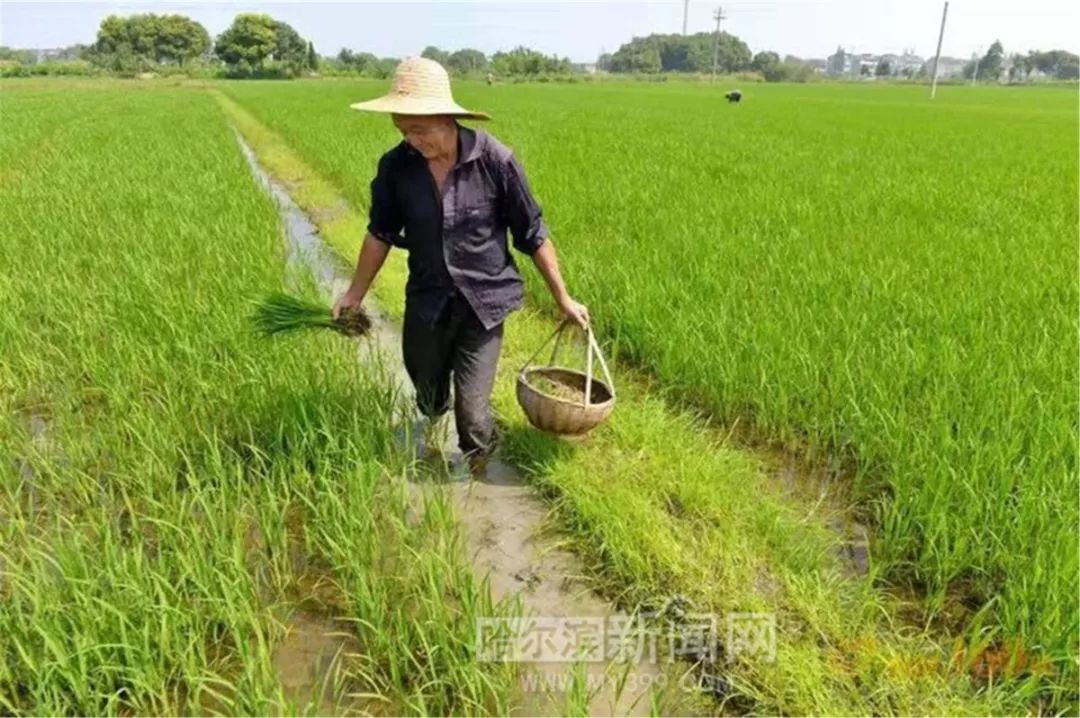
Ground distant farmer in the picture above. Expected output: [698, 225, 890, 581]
[486, 71, 494, 86]
[725, 89, 742, 103]
[333, 57, 588, 474]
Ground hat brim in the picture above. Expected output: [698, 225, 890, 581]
[349, 94, 490, 121]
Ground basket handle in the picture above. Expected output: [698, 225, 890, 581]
[520, 319, 570, 372]
[584, 323, 616, 406]
[520, 319, 616, 406]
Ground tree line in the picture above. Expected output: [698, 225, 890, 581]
[963, 41, 1078, 82]
[84, 13, 317, 76]
[338, 45, 572, 78]
[0, 12, 573, 79]
[2, 11, 1075, 83]
[599, 32, 817, 81]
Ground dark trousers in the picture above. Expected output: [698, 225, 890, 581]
[402, 293, 504, 456]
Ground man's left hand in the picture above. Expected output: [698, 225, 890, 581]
[558, 296, 590, 330]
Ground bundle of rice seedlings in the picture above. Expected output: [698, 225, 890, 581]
[252, 291, 371, 338]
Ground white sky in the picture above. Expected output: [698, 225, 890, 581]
[2, 0, 1077, 63]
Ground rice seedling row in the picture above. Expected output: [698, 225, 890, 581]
[0, 83, 517, 716]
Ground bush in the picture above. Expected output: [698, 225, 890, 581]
[762, 61, 817, 83]
[0, 60, 99, 78]
[734, 71, 766, 83]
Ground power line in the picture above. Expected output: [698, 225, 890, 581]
[711, 6, 726, 81]
[929, 0, 948, 100]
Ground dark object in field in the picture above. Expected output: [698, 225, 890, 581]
[251, 291, 371, 338]
[725, 90, 742, 103]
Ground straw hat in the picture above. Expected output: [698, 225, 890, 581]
[349, 57, 490, 120]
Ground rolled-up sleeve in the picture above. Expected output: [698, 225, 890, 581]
[502, 153, 549, 255]
[367, 154, 404, 247]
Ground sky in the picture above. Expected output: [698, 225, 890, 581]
[2, 0, 1077, 63]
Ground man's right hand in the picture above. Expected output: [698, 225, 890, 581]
[332, 290, 363, 320]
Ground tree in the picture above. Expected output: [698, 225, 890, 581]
[421, 45, 450, 67]
[369, 57, 399, 78]
[773, 60, 816, 82]
[490, 46, 571, 76]
[875, 59, 891, 77]
[751, 51, 780, 74]
[273, 20, 309, 72]
[710, 32, 751, 73]
[307, 41, 318, 70]
[337, 48, 378, 73]
[608, 32, 749, 74]
[91, 14, 209, 68]
[447, 48, 487, 74]
[977, 40, 1005, 81]
[214, 13, 277, 70]
[639, 45, 663, 73]
[156, 14, 209, 65]
[0, 47, 37, 64]
[1007, 53, 1025, 82]
[596, 53, 613, 72]
[1030, 49, 1079, 79]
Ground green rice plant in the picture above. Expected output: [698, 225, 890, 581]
[251, 291, 371, 338]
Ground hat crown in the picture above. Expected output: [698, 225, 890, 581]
[348, 55, 489, 120]
[390, 57, 454, 101]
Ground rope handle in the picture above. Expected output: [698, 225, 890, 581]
[519, 319, 616, 406]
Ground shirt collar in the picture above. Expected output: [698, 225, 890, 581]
[457, 124, 485, 165]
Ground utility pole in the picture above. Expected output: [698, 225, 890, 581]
[970, 47, 982, 85]
[929, 0, 948, 99]
[711, 6, 726, 81]
[683, 0, 690, 35]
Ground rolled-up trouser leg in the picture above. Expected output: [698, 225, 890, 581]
[450, 302, 504, 457]
[402, 304, 453, 419]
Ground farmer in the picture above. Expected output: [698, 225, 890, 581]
[333, 57, 589, 473]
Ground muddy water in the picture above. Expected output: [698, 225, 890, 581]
[236, 134, 695, 716]
[272, 611, 362, 713]
[766, 453, 870, 578]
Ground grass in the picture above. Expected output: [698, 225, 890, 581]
[215, 82, 1065, 714]
[0, 83, 518, 715]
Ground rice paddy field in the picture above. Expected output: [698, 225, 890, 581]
[1, 77, 1077, 716]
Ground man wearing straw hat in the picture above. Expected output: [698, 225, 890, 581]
[333, 57, 589, 472]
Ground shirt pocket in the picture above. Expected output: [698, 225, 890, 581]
[462, 196, 494, 225]
[456, 196, 505, 274]
[460, 195, 498, 241]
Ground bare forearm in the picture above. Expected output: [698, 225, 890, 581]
[345, 233, 391, 300]
[530, 239, 570, 303]
[530, 238, 591, 328]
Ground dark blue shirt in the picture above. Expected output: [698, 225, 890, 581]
[367, 125, 549, 330]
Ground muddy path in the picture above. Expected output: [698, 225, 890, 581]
[237, 134, 699, 716]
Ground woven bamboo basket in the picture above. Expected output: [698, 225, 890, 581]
[516, 320, 616, 436]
